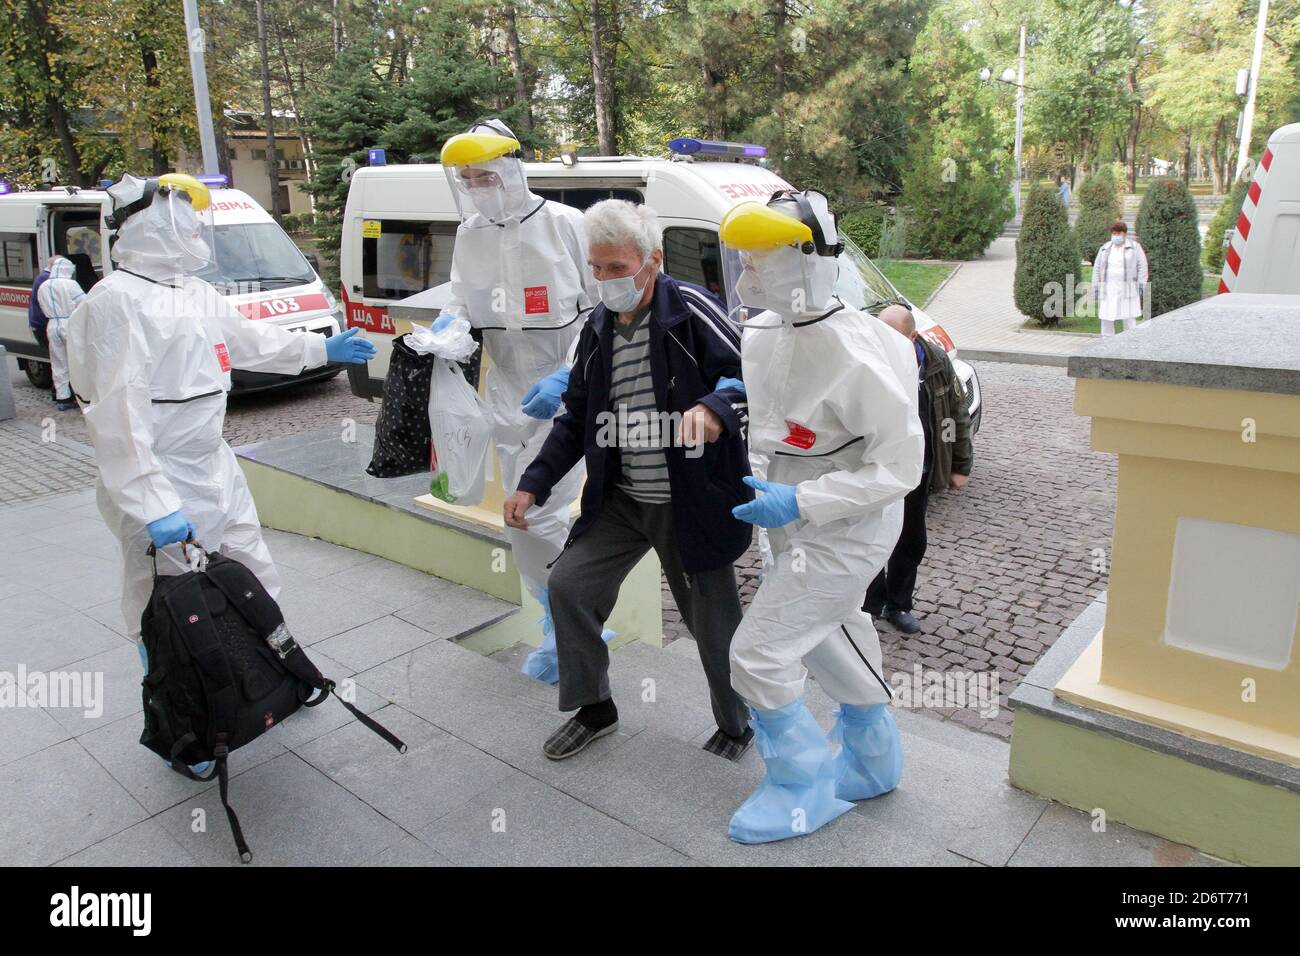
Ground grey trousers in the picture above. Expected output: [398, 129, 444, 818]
[548, 487, 750, 738]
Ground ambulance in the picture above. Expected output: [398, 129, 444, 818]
[0, 178, 345, 393]
[1219, 122, 1300, 295]
[337, 139, 983, 432]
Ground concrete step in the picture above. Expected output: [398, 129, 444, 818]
[280, 630, 1226, 865]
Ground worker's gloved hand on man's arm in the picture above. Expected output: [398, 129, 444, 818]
[521, 367, 570, 420]
[325, 327, 377, 364]
[147, 511, 196, 548]
[732, 476, 800, 529]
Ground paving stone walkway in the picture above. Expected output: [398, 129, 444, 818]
[925, 237, 1096, 361]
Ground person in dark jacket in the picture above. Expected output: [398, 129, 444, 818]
[863, 304, 973, 634]
[505, 199, 755, 762]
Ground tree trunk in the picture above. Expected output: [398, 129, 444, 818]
[504, 5, 535, 158]
[1209, 123, 1224, 194]
[32, 0, 85, 185]
[1182, 133, 1192, 186]
[256, 0, 282, 220]
[332, 0, 341, 60]
[590, 0, 616, 154]
[1126, 71, 1141, 193]
[773, 0, 787, 166]
[273, 10, 318, 191]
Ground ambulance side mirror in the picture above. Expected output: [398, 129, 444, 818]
[304, 253, 321, 275]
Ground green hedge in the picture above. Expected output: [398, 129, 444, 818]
[1203, 180, 1248, 272]
[1075, 167, 1123, 265]
[1014, 182, 1079, 327]
[1135, 177, 1202, 317]
[839, 204, 889, 258]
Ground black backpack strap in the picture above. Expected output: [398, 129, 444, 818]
[204, 557, 407, 755]
[213, 734, 252, 863]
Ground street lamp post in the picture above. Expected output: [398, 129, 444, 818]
[980, 24, 1027, 214]
[182, 0, 221, 176]
[1235, 0, 1270, 181]
[1013, 25, 1026, 213]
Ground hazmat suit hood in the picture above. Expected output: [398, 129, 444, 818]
[108, 173, 214, 279]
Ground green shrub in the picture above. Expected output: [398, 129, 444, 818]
[1014, 182, 1079, 327]
[1135, 177, 1203, 317]
[1203, 179, 1249, 272]
[1075, 167, 1123, 264]
[281, 212, 314, 236]
[880, 210, 908, 261]
[839, 204, 888, 258]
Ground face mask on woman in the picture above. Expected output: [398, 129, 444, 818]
[1111, 234, 1125, 245]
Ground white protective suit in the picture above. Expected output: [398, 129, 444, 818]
[730, 301, 924, 710]
[67, 201, 328, 643]
[441, 195, 596, 602]
[37, 257, 83, 401]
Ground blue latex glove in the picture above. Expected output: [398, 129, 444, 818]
[147, 511, 195, 548]
[431, 313, 455, 332]
[731, 476, 800, 528]
[521, 367, 570, 420]
[325, 327, 378, 364]
[1138, 284, 1145, 298]
[716, 376, 745, 396]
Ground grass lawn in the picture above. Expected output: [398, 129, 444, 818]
[878, 259, 959, 308]
[1018, 264, 1221, 333]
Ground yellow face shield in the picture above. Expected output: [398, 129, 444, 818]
[718, 201, 814, 252]
[156, 173, 212, 213]
[440, 132, 521, 168]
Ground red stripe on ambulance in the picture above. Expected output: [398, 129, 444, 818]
[0, 286, 32, 309]
[235, 292, 329, 321]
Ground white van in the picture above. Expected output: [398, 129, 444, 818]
[0, 181, 344, 393]
[1219, 122, 1300, 295]
[338, 150, 982, 431]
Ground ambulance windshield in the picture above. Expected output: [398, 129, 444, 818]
[198, 222, 315, 293]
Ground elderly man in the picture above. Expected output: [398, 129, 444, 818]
[504, 198, 754, 762]
[863, 304, 973, 634]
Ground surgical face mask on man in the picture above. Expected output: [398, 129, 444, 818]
[597, 258, 652, 313]
[1111, 234, 1125, 245]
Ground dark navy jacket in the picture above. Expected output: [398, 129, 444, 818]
[517, 274, 753, 574]
[28, 269, 50, 332]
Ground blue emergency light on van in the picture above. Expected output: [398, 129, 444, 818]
[668, 138, 767, 159]
[0, 181, 9, 196]
[368, 148, 387, 166]
[198, 174, 229, 187]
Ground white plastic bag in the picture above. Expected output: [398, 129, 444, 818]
[412, 317, 492, 505]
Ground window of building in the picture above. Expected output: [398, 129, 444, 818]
[361, 219, 458, 300]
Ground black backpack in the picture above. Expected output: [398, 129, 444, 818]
[140, 544, 407, 863]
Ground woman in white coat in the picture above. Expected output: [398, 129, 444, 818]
[1091, 221, 1148, 336]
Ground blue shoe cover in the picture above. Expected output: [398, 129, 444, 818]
[830, 703, 903, 801]
[521, 592, 617, 685]
[522, 590, 560, 684]
[728, 698, 854, 844]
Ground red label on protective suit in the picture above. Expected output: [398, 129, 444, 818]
[524, 286, 549, 315]
[782, 420, 817, 450]
[215, 342, 231, 372]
